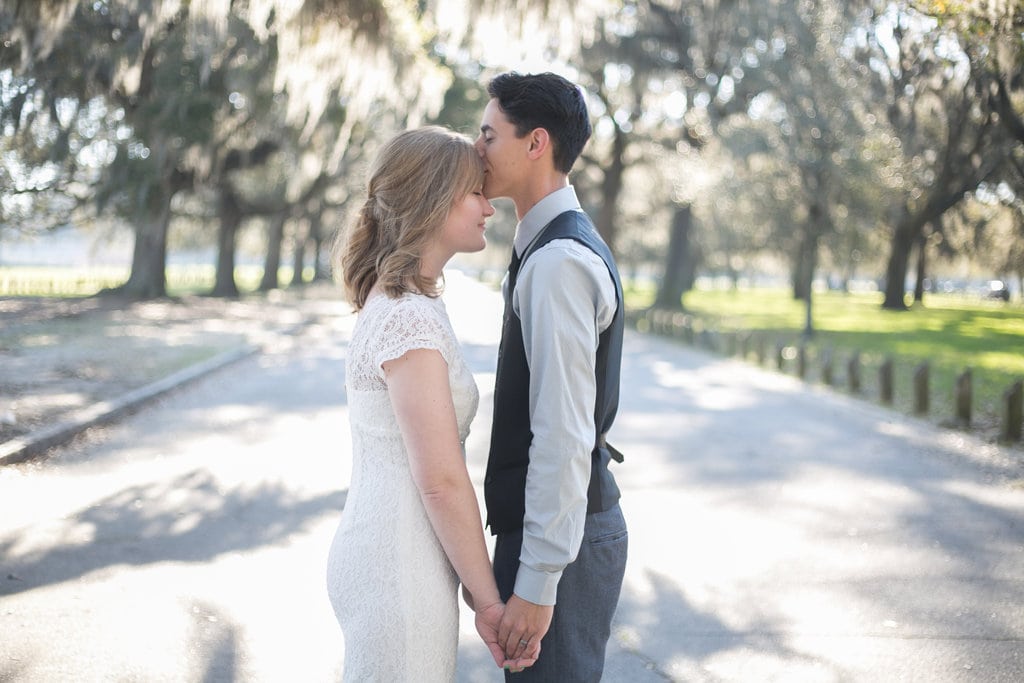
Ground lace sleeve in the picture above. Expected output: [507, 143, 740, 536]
[372, 297, 454, 375]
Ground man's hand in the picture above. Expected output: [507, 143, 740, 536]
[497, 594, 552, 661]
[475, 601, 540, 670]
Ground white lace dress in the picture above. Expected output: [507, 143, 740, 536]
[326, 291, 480, 682]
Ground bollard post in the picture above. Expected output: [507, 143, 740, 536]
[671, 312, 685, 339]
[821, 348, 834, 386]
[1000, 380, 1023, 443]
[912, 362, 929, 415]
[847, 351, 861, 393]
[775, 342, 786, 371]
[954, 369, 972, 427]
[724, 331, 736, 357]
[879, 357, 894, 404]
[682, 317, 694, 345]
[640, 309, 654, 334]
[796, 345, 807, 380]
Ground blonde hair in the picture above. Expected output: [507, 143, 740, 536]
[336, 126, 485, 310]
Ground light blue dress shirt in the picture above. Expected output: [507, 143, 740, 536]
[503, 185, 618, 605]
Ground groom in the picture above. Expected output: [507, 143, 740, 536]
[477, 71, 628, 681]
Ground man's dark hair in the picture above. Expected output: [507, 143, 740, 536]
[487, 72, 591, 174]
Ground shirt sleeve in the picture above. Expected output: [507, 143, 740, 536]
[510, 239, 617, 605]
[372, 298, 452, 375]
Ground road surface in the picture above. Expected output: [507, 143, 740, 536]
[2, 271, 1022, 682]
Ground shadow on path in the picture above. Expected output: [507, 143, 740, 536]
[1, 469, 347, 597]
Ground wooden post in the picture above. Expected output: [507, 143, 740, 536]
[847, 351, 861, 393]
[912, 362, 929, 414]
[655, 309, 668, 335]
[642, 309, 655, 334]
[821, 348, 834, 386]
[1001, 380, 1023, 443]
[738, 331, 750, 361]
[682, 317, 694, 345]
[796, 345, 807, 380]
[707, 330, 720, 353]
[755, 334, 766, 365]
[954, 369, 972, 427]
[775, 342, 786, 371]
[879, 357, 894, 404]
[724, 331, 736, 357]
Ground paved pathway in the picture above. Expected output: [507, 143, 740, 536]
[1, 272, 1022, 682]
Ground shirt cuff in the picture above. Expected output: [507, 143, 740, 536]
[513, 563, 562, 606]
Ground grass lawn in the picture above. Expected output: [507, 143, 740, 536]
[626, 283, 1024, 437]
[0, 264, 313, 297]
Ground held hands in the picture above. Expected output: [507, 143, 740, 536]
[474, 599, 540, 672]
[497, 594, 552, 667]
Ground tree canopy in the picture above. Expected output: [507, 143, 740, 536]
[2, 0, 1022, 306]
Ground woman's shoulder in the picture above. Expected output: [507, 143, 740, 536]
[367, 290, 444, 315]
[362, 292, 455, 364]
[366, 291, 449, 331]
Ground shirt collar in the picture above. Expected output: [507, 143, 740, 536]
[513, 186, 582, 258]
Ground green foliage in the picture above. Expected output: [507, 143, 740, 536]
[0, 264, 304, 297]
[626, 281, 1024, 427]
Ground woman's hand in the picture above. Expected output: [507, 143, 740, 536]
[474, 600, 506, 668]
[475, 600, 540, 671]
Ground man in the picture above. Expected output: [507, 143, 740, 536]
[477, 71, 628, 681]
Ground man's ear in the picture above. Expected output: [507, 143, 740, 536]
[526, 128, 550, 160]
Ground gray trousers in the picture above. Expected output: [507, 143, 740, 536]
[494, 504, 628, 682]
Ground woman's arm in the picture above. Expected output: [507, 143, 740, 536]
[383, 348, 506, 642]
[385, 346, 540, 668]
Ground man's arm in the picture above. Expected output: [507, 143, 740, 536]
[498, 239, 616, 656]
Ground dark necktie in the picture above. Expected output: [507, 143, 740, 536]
[504, 247, 522, 311]
[508, 246, 522, 280]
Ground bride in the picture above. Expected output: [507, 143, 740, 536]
[326, 126, 538, 681]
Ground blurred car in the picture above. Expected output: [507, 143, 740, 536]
[986, 280, 1010, 301]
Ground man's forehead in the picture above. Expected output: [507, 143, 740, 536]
[481, 101, 512, 130]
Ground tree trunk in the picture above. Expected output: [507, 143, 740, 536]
[882, 213, 923, 310]
[912, 225, 928, 305]
[594, 126, 627, 254]
[310, 211, 331, 281]
[791, 233, 815, 301]
[114, 187, 172, 299]
[653, 204, 695, 310]
[290, 218, 309, 287]
[211, 190, 242, 298]
[792, 199, 823, 302]
[800, 232, 819, 336]
[260, 212, 286, 291]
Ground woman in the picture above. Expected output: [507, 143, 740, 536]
[326, 127, 532, 681]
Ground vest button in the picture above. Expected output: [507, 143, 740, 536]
[485, 475, 493, 484]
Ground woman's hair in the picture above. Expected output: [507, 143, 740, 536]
[335, 126, 484, 310]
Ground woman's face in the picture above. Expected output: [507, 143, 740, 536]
[440, 186, 495, 255]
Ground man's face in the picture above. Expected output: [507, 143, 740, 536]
[475, 98, 529, 200]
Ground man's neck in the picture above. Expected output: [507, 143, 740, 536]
[513, 174, 570, 221]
